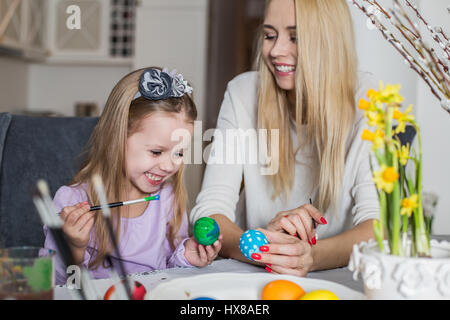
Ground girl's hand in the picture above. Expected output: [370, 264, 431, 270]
[184, 235, 223, 267]
[266, 204, 326, 245]
[59, 202, 95, 250]
[252, 229, 313, 277]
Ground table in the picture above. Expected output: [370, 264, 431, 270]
[54, 235, 450, 300]
[54, 259, 362, 300]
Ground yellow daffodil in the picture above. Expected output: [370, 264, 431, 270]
[358, 98, 371, 111]
[377, 81, 404, 105]
[373, 165, 399, 193]
[362, 129, 385, 150]
[397, 143, 410, 166]
[400, 194, 418, 217]
[393, 105, 415, 134]
[366, 110, 385, 129]
[367, 89, 379, 100]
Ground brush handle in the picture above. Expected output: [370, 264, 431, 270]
[89, 195, 160, 212]
[48, 228, 87, 300]
[89, 202, 123, 211]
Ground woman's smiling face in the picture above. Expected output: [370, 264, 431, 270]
[262, 0, 298, 91]
[124, 111, 193, 198]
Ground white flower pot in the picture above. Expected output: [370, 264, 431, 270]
[348, 239, 450, 299]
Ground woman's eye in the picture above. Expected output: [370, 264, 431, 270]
[150, 150, 162, 156]
[264, 33, 276, 40]
[175, 151, 184, 158]
[290, 34, 297, 43]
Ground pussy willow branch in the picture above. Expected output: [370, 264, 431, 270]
[403, 0, 450, 59]
[350, 0, 450, 115]
[392, 0, 449, 78]
[389, 2, 449, 94]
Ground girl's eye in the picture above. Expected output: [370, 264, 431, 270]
[290, 35, 297, 43]
[150, 150, 162, 156]
[175, 151, 184, 158]
[264, 33, 276, 40]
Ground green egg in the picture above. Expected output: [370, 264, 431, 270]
[194, 217, 220, 246]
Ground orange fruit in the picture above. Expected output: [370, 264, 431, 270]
[261, 280, 305, 300]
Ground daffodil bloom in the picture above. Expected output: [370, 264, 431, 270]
[362, 129, 385, 150]
[358, 98, 371, 111]
[393, 105, 415, 134]
[367, 89, 379, 100]
[377, 81, 404, 105]
[366, 110, 385, 129]
[373, 165, 399, 193]
[397, 143, 410, 166]
[400, 194, 418, 217]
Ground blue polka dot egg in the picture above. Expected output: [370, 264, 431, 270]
[239, 229, 269, 260]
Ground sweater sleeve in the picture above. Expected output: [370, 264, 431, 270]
[189, 85, 244, 224]
[42, 185, 89, 285]
[350, 127, 381, 226]
[167, 214, 193, 268]
[350, 73, 381, 225]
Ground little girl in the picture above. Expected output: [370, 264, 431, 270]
[43, 67, 222, 285]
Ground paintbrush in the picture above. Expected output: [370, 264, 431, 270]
[310, 198, 319, 243]
[91, 174, 133, 299]
[89, 194, 159, 211]
[35, 180, 100, 300]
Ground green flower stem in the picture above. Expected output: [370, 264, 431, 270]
[412, 127, 430, 256]
[390, 180, 403, 256]
[384, 108, 394, 166]
[385, 107, 403, 256]
[373, 220, 385, 252]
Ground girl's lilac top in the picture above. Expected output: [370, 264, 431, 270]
[43, 183, 192, 285]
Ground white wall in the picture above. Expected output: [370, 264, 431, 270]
[349, 0, 450, 234]
[416, 0, 450, 235]
[27, 63, 131, 116]
[0, 56, 131, 116]
[349, 0, 418, 106]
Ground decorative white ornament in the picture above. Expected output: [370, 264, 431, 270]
[437, 264, 450, 296]
[392, 262, 434, 298]
[349, 239, 450, 299]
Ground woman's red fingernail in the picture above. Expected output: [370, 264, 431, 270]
[284, 215, 289, 218]
[251, 253, 261, 260]
[259, 246, 269, 252]
[312, 237, 317, 245]
[320, 217, 327, 224]
[265, 266, 272, 273]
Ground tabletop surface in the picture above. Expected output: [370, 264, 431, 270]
[55, 235, 450, 300]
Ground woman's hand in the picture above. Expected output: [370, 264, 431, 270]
[266, 204, 326, 245]
[184, 235, 223, 267]
[60, 202, 95, 250]
[251, 229, 313, 277]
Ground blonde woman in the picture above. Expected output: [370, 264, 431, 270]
[190, 0, 379, 276]
[43, 68, 222, 285]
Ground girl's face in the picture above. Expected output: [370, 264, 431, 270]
[262, 0, 298, 91]
[125, 111, 193, 198]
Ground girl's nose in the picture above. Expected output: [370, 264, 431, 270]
[270, 35, 290, 58]
[159, 154, 175, 173]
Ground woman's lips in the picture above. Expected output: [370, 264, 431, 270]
[273, 63, 296, 76]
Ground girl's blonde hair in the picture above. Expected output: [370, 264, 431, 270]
[71, 68, 197, 269]
[256, 0, 358, 213]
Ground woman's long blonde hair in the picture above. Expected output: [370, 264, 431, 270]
[71, 68, 197, 269]
[256, 0, 358, 213]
